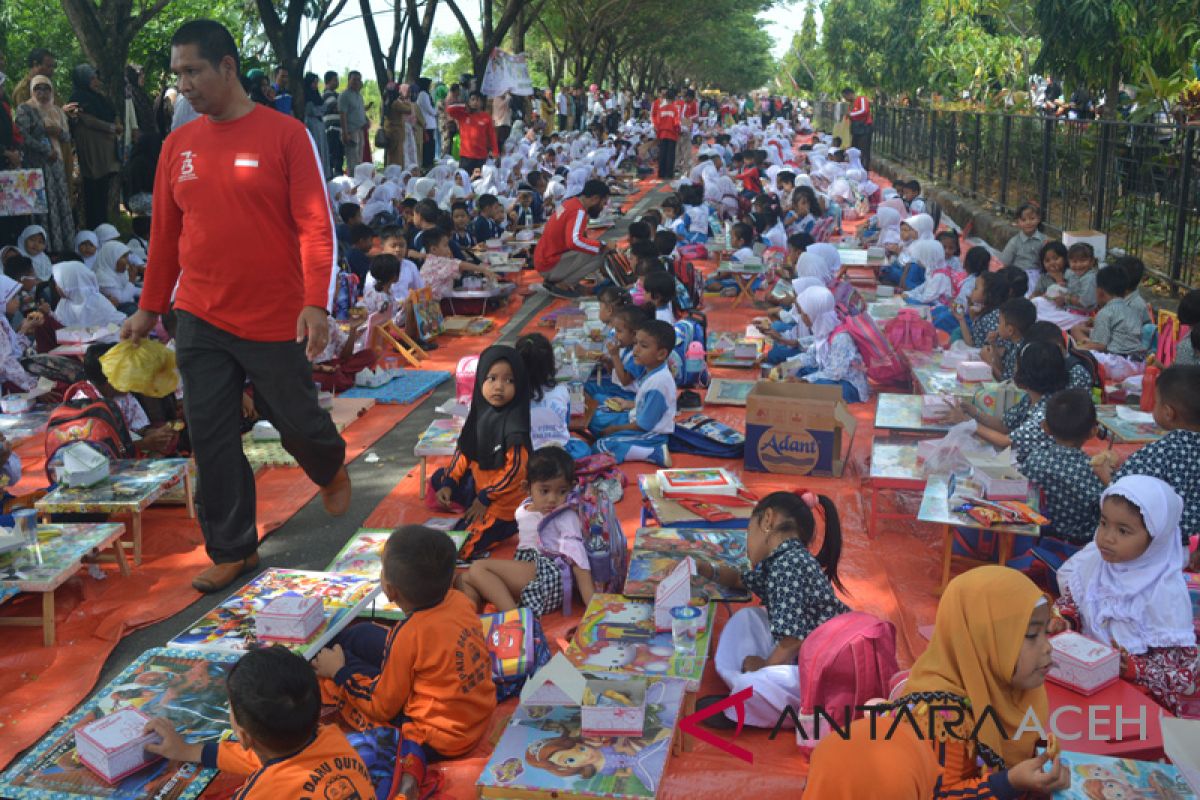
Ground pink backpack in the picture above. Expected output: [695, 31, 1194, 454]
[796, 612, 900, 752]
[883, 308, 937, 353]
[833, 315, 907, 386]
[456, 356, 479, 405]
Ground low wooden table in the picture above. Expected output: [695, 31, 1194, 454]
[918, 474, 1040, 591]
[865, 439, 926, 539]
[874, 393, 954, 434]
[715, 262, 768, 307]
[36, 458, 194, 565]
[1097, 404, 1164, 446]
[0, 523, 128, 646]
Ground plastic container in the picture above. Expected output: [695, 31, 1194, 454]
[1140, 364, 1160, 413]
[670, 605, 702, 656]
[685, 341, 706, 375]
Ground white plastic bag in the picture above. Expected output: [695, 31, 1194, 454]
[916, 419, 991, 476]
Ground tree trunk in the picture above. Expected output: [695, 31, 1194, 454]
[1102, 60, 1121, 121]
[511, 5, 526, 52]
[360, 0, 394, 90]
[404, 0, 438, 82]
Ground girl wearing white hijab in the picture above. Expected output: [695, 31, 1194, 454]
[902, 240, 951, 304]
[93, 240, 140, 312]
[51, 261, 126, 328]
[807, 243, 842, 286]
[758, 275, 824, 364]
[1053, 476, 1197, 715]
[784, 286, 869, 403]
[93, 222, 121, 246]
[74, 231, 99, 270]
[17, 225, 53, 282]
[0, 275, 39, 392]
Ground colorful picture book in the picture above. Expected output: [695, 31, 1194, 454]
[564, 594, 715, 691]
[0, 647, 238, 800]
[706, 378, 756, 406]
[408, 286, 445, 341]
[413, 417, 465, 457]
[1049, 751, 1193, 798]
[167, 569, 379, 657]
[705, 333, 764, 367]
[325, 528, 468, 619]
[35, 458, 191, 514]
[478, 676, 686, 800]
[625, 528, 751, 602]
[657, 468, 739, 497]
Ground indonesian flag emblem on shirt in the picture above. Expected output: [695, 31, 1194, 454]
[234, 153, 260, 168]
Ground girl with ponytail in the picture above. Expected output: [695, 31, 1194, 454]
[695, 490, 851, 728]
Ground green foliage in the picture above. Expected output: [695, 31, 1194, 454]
[1, 0, 261, 98]
[424, 31, 475, 84]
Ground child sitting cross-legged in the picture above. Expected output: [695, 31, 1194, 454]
[458, 446, 594, 617]
[1020, 388, 1104, 546]
[591, 319, 676, 466]
[1051, 476, 1199, 715]
[782, 286, 870, 404]
[431, 345, 532, 558]
[518, 332, 591, 459]
[587, 305, 650, 404]
[314, 525, 496, 799]
[695, 490, 849, 729]
[145, 647, 375, 800]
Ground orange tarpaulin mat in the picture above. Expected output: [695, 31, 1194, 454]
[0, 277, 554, 768]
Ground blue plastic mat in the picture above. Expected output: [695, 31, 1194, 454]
[341, 370, 452, 405]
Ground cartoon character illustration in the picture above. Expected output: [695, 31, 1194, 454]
[572, 641, 638, 670]
[493, 757, 524, 783]
[488, 618, 527, 662]
[522, 718, 671, 791]
[324, 774, 364, 800]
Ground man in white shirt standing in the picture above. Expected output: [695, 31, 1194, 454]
[556, 88, 570, 132]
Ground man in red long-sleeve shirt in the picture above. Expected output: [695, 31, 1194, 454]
[651, 87, 680, 179]
[121, 20, 349, 594]
[445, 91, 498, 176]
[534, 179, 612, 299]
[842, 87, 873, 170]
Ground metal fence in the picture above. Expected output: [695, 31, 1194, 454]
[813, 101, 1200, 290]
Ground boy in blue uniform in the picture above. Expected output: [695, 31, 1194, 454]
[593, 320, 677, 466]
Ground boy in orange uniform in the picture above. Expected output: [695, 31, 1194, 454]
[144, 646, 374, 800]
[313, 525, 496, 799]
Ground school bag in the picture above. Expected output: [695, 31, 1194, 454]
[833, 315, 908, 386]
[882, 308, 937, 353]
[670, 314, 710, 389]
[332, 268, 360, 320]
[832, 280, 865, 317]
[480, 607, 552, 702]
[667, 413, 745, 459]
[574, 452, 627, 503]
[557, 483, 628, 598]
[795, 612, 899, 753]
[44, 382, 136, 481]
[672, 259, 704, 311]
[676, 243, 708, 262]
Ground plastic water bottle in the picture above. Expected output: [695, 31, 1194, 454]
[686, 340, 706, 375]
[724, 220, 733, 251]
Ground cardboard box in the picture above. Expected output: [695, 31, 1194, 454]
[255, 595, 325, 642]
[75, 707, 161, 784]
[744, 382, 857, 477]
[1047, 632, 1119, 695]
[1063, 230, 1107, 264]
[921, 395, 954, 423]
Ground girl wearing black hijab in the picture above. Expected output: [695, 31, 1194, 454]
[69, 64, 121, 228]
[431, 345, 532, 559]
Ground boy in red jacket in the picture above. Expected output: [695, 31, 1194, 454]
[445, 91, 499, 175]
[651, 88, 681, 179]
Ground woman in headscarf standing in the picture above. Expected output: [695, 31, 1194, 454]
[302, 73, 332, 179]
[16, 76, 76, 251]
[69, 64, 122, 228]
[383, 83, 424, 172]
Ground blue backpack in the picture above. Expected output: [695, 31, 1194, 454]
[669, 413, 745, 458]
[670, 314, 710, 389]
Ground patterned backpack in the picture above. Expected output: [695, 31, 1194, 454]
[834, 315, 907, 386]
[44, 382, 135, 482]
[480, 607, 552, 701]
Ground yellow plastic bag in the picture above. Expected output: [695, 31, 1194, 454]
[99, 340, 179, 398]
